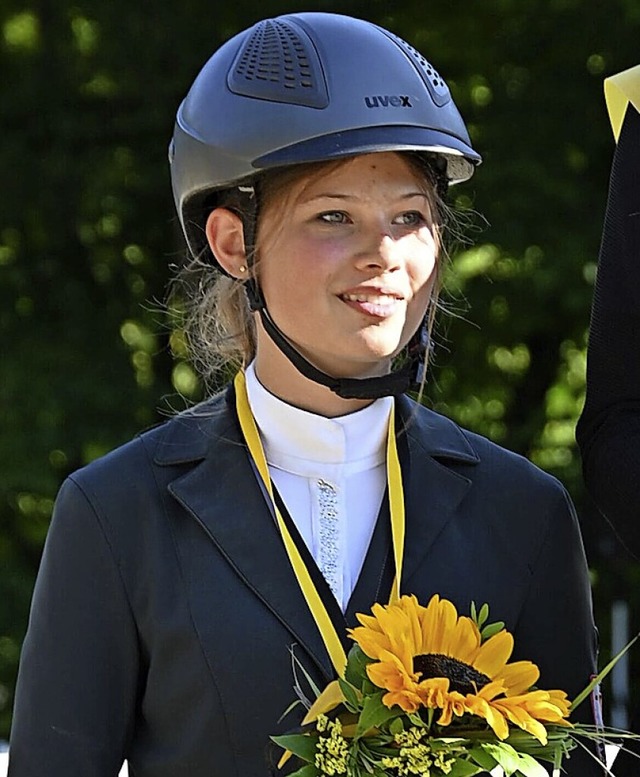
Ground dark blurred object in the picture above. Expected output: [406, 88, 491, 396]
[577, 104, 640, 562]
[577, 102, 640, 776]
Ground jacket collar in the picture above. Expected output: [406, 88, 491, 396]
[153, 388, 479, 678]
[153, 390, 479, 467]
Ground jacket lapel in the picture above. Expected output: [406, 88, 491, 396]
[155, 392, 335, 680]
[344, 493, 393, 626]
[396, 395, 479, 587]
[152, 391, 481, 681]
[346, 397, 479, 619]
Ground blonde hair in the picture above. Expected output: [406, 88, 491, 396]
[169, 152, 452, 394]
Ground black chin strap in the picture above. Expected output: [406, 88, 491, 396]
[232, 184, 428, 400]
[258, 306, 428, 399]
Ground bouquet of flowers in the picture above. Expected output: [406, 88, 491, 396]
[273, 594, 625, 777]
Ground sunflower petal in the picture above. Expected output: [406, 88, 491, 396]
[496, 660, 540, 696]
[367, 656, 410, 693]
[476, 680, 508, 701]
[350, 627, 391, 660]
[448, 616, 482, 664]
[465, 694, 510, 740]
[493, 699, 549, 745]
[382, 689, 421, 713]
[435, 598, 460, 654]
[473, 630, 514, 676]
[417, 677, 450, 709]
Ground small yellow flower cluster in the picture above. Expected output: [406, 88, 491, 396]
[380, 727, 455, 776]
[314, 715, 349, 775]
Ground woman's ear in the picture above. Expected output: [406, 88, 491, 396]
[205, 208, 248, 279]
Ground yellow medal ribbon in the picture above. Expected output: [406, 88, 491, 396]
[233, 370, 405, 678]
[604, 63, 640, 142]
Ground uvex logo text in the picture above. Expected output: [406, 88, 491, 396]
[364, 95, 412, 108]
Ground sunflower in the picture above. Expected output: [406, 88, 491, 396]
[348, 594, 570, 745]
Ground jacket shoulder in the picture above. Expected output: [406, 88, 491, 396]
[68, 391, 233, 491]
[402, 396, 569, 499]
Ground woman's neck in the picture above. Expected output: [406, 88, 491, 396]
[252, 338, 376, 418]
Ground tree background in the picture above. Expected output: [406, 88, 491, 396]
[1, 0, 639, 740]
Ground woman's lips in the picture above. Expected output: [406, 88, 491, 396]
[340, 290, 404, 319]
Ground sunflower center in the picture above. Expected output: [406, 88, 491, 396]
[413, 653, 491, 694]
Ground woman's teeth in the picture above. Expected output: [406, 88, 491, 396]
[342, 293, 398, 304]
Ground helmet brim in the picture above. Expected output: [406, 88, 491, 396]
[254, 125, 481, 183]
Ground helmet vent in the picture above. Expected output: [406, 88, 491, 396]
[228, 19, 329, 109]
[380, 30, 451, 108]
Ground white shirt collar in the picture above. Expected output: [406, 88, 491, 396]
[244, 362, 393, 477]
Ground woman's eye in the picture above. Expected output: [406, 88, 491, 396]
[318, 211, 350, 224]
[394, 211, 425, 227]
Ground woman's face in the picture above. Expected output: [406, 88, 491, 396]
[255, 152, 439, 380]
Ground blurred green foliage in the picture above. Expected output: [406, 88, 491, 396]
[1, 0, 639, 740]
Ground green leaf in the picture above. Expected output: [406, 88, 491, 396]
[278, 697, 303, 723]
[570, 631, 640, 711]
[477, 603, 489, 629]
[270, 734, 317, 763]
[470, 601, 478, 623]
[338, 677, 361, 711]
[361, 678, 378, 696]
[345, 644, 372, 689]
[407, 712, 428, 728]
[389, 717, 404, 735]
[513, 751, 550, 777]
[447, 759, 486, 777]
[481, 621, 505, 640]
[287, 765, 320, 777]
[355, 692, 397, 737]
[290, 647, 322, 701]
[481, 742, 522, 776]
[469, 745, 498, 771]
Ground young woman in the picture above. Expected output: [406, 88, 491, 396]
[9, 12, 599, 777]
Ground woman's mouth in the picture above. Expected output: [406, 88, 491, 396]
[340, 291, 403, 319]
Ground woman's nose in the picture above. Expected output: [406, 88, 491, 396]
[354, 232, 401, 271]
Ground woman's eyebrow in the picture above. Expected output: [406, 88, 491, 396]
[301, 191, 430, 203]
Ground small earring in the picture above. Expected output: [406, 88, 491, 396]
[238, 264, 247, 274]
